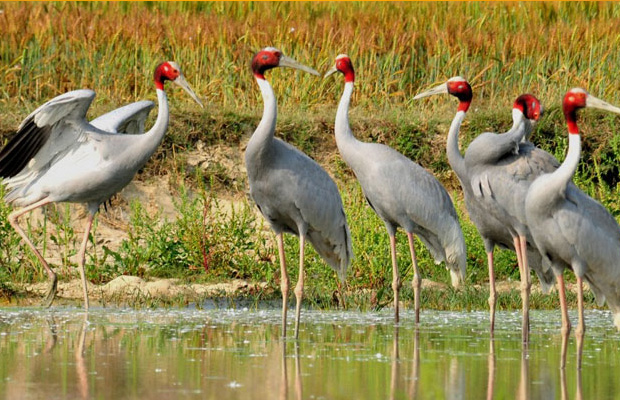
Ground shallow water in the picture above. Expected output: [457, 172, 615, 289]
[0, 307, 618, 400]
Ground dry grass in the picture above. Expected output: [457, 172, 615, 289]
[1, 2, 620, 115]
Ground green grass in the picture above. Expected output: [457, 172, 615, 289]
[2, 2, 620, 311]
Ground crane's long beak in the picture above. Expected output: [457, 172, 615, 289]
[413, 82, 449, 100]
[324, 65, 338, 79]
[586, 95, 620, 115]
[278, 55, 320, 76]
[174, 74, 204, 108]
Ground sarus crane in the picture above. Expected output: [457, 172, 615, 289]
[244, 47, 352, 339]
[0, 61, 203, 309]
[325, 54, 466, 323]
[525, 88, 620, 368]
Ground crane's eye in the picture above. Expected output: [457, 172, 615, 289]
[262, 55, 268, 61]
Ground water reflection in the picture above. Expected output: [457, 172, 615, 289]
[487, 339, 495, 400]
[281, 342, 302, 400]
[0, 309, 613, 399]
[76, 314, 89, 400]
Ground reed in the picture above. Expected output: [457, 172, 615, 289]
[1, 2, 620, 111]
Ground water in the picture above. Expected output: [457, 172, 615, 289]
[0, 307, 618, 399]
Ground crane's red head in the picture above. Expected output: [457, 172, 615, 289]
[333, 54, 355, 83]
[563, 88, 620, 135]
[446, 77, 473, 112]
[251, 47, 320, 81]
[413, 76, 473, 112]
[563, 88, 588, 135]
[252, 47, 283, 80]
[154, 61, 182, 90]
[514, 94, 542, 121]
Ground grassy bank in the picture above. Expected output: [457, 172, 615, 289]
[1, 2, 620, 311]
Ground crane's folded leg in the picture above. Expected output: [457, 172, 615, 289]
[277, 233, 290, 338]
[389, 234, 401, 323]
[556, 272, 571, 369]
[8, 198, 56, 307]
[575, 276, 585, 370]
[76, 212, 96, 311]
[487, 250, 497, 335]
[407, 233, 421, 324]
[293, 235, 305, 339]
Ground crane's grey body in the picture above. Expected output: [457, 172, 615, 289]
[2, 89, 165, 213]
[526, 134, 620, 329]
[335, 83, 465, 279]
[246, 134, 352, 277]
[245, 57, 351, 339]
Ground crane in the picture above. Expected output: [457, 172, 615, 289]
[525, 88, 620, 368]
[0, 61, 203, 309]
[245, 47, 352, 339]
[325, 54, 466, 323]
[414, 77, 555, 341]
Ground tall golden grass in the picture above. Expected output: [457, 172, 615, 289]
[1, 2, 619, 113]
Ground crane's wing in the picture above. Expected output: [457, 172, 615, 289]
[556, 186, 620, 303]
[471, 143, 559, 200]
[293, 155, 353, 280]
[0, 89, 96, 178]
[464, 131, 521, 168]
[90, 100, 155, 134]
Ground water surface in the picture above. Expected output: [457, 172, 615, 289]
[0, 307, 618, 399]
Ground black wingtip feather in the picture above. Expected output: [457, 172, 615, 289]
[0, 118, 52, 178]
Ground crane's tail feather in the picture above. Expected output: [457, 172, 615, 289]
[416, 225, 467, 288]
[444, 229, 467, 288]
[307, 223, 353, 284]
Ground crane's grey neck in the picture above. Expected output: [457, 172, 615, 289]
[509, 108, 532, 143]
[446, 110, 468, 182]
[247, 78, 277, 157]
[549, 133, 581, 194]
[334, 82, 358, 153]
[135, 88, 169, 165]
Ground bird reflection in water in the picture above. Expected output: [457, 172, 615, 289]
[487, 339, 495, 400]
[280, 342, 302, 400]
[76, 314, 89, 400]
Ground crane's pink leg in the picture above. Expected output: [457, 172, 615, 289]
[76, 212, 96, 310]
[487, 251, 497, 335]
[519, 236, 531, 343]
[277, 233, 289, 338]
[8, 198, 56, 307]
[406, 233, 421, 324]
[513, 237, 529, 344]
[575, 276, 585, 370]
[556, 272, 571, 369]
[389, 234, 401, 323]
[293, 234, 305, 339]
